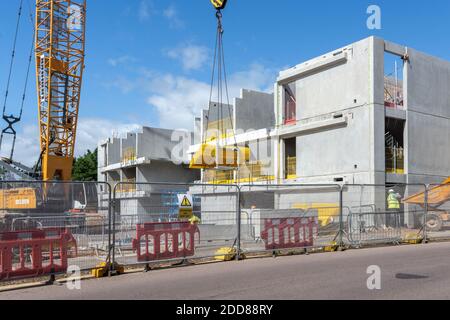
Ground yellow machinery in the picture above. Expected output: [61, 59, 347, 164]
[0, 188, 38, 210]
[403, 177, 450, 231]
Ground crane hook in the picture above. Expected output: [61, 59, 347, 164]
[211, 0, 227, 11]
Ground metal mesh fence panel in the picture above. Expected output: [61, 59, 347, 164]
[238, 184, 342, 254]
[0, 181, 111, 282]
[1, 178, 442, 282]
[112, 182, 240, 266]
[342, 184, 426, 247]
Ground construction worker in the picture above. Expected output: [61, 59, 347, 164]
[387, 189, 401, 228]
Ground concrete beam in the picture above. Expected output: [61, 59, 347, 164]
[384, 40, 406, 57]
[274, 115, 348, 139]
[277, 52, 348, 84]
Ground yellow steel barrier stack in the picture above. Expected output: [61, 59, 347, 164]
[190, 143, 250, 170]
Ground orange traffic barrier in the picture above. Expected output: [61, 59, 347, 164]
[0, 228, 77, 281]
[261, 217, 318, 250]
[132, 221, 200, 262]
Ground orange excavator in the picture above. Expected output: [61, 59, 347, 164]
[403, 178, 450, 232]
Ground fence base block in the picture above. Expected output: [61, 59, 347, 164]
[214, 247, 237, 261]
[91, 262, 124, 278]
[324, 242, 339, 252]
[402, 232, 424, 245]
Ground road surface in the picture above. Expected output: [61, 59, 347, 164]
[2, 242, 450, 300]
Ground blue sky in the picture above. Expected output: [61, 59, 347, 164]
[0, 0, 449, 164]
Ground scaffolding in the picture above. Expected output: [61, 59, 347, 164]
[286, 156, 297, 179]
[384, 76, 404, 109]
[385, 147, 404, 174]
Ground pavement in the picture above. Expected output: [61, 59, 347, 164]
[2, 241, 450, 300]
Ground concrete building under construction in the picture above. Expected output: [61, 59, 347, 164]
[98, 36, 450, 227]
[189, 36, 450, 186]
[186, 36, 450, 228]
[97, 126, 199, 216]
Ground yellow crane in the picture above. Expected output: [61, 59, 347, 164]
[0, 0, 87, 213]
[35, 0, 86, 181]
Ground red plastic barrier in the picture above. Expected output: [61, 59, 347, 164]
[0, 228, 77, 281]
[132, 222, 200, 262]
[261, 217, 318, 250]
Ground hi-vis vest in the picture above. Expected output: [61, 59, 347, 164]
[387, 193, 400, 209]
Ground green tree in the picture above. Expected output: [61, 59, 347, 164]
[72, 148, 97, 181]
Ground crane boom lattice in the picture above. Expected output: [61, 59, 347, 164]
[35, 0, 86, 181]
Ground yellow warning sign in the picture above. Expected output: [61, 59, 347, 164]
[178, 194, 193, 220]
[181, 196, 192, 207]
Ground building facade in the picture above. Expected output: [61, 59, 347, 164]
[190, 36, 450, 187]
[188, 36, 450, 228]
[98, 126, 200, 217]
[98, 36, 450, 228]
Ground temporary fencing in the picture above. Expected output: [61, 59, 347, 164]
[342, 184, 426, 246]
[1, 179, 448, 283]
[0, 181, 111, 281]
[238, 184, 342, 254]
[111, 182, 240, 266]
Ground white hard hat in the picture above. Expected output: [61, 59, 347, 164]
[389, 189, 395, 193]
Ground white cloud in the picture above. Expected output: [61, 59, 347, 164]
[1, 124, 40, 167]
[138, 0, 151, 22]
[163, 5, 176, 19]
[102, 75, 136, 94]
[107, 55, 136, 67]
[147, 75, 211, 129]
[146, 63, 277, 129]
[103, 62, 277, 130]
[167, 45, 209, 71]
[228, 63, 277, 93]
[163, 5, 184, 28]
[75, 118, 141, 157]
[4, 119, 141, 167]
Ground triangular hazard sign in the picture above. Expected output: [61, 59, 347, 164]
[181, 196, 192, 207]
